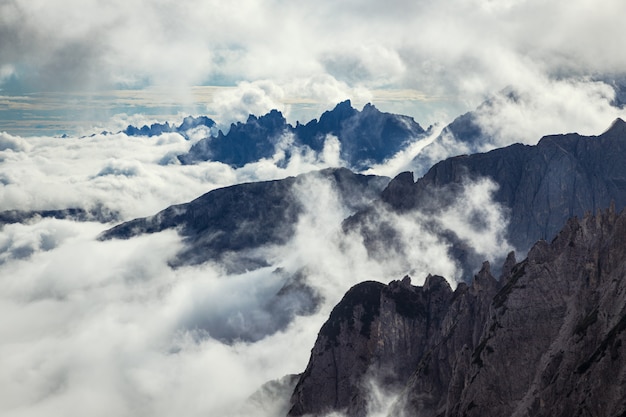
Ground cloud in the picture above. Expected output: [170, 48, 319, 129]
[0, 131, 31, 152]
[1, 2, 626, 415]
[4, 0, 625, 137]
[472, 77, 623, 148]
[0, 128, 515, 417]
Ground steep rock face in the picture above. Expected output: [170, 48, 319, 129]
[351, 118, 626, 279]
[414, 117, 626, 253]
[447, 205, 626, 417]
[99, 168, 389, 269]
[294, 207, 626, 417]
[178, 100, 426, 169]
[287, 275, 456, 417]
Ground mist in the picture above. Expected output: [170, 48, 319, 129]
[2, 1, 626, 413]
[0, 118, 517, 417]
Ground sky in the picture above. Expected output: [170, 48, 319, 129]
[2, 1, 626, 416]
[2, 0, 626, 136]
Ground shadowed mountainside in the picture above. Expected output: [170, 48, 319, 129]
[289, 205, 626, 417]
[178, 100, 427, 170]
[99, 167, 389, 270]
[348, 118, 626, 279]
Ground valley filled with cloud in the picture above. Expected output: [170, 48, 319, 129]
[2, 0, 626, 416]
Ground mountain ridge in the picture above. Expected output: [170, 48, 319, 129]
[347, 117, 626, 280]
[288, 205, 626, 416]
[178, 100, 427, 169]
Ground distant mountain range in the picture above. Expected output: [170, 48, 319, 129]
[102, 117, 626, 281]
[178, 100, 428, 170]
[122, 115, 216, 138]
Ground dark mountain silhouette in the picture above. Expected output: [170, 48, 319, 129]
[99, 167, 389, 271]
[178, 100, 427, 169]
[178, 109, 288, 167]
[122, 115, 216, 138]
[288, 206, 626, 417]
[0, 206, 119, 226]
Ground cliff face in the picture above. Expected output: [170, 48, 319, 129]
[410, 118, 626, 254]
[288, 275, 457, 417]
[290, 206, 626, 417]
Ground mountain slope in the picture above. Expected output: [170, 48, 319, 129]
[350, 118, 626, 279]
[99, 168, 389, 270]
[289, 206, 626, 417]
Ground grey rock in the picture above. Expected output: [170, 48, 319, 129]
[287, 275, 455, 417]
[290, 207, 626, 417]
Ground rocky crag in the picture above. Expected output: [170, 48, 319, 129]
[289, 206, 626, 416]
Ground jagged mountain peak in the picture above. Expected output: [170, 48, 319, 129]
[290, 207, 626, 417]
[121, 115, 216, 138]
[179, 100, 426, 169]
[601, 116, 626, 137]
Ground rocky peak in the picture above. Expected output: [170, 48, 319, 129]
[379, 171, 416, 211]
[288, 275, 455, 417]
[470, 261, 498, 294]
[290, 207, 626, 417]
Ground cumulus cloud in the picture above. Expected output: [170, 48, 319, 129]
[473, 77, 623, 148]
[0, 131, 31, 152]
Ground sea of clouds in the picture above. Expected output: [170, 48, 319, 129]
[2, 0, 626, 413]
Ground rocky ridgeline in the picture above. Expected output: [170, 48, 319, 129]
[178, 100, 427, 170]
[349, 117, 626, 279]
[99, 167, 389, 270]
[288, 205, 626, 416]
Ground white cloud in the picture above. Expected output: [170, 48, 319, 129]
[0, 131, 31, 152]
[0, 134, 515, 416]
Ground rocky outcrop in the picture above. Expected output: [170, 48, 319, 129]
[290, 206, 626, 417]
[179, 110, 288, 167]
[99, 168, 389, 270]
[178, 100, 427, 170]
[288, 275, 456, 417]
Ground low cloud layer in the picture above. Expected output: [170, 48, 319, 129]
[0, 122, 515, 416]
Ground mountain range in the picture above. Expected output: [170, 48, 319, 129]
[11, 98, 626, 416]
[177, 100, 428, 170]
